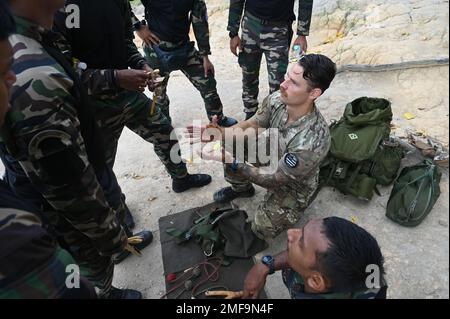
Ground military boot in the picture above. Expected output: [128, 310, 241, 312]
[217, 115, 238, 127]
[107, 287, 142, 299]
[213, 186, 255, 203]
[172, 173, 212, 193]
[113, 230, 154, 265]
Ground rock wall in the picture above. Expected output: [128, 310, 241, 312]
[203, 0, 449, 65]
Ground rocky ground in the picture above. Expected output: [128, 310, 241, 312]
[1, 0, 448, 299]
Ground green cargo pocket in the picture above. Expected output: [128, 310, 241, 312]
[372, 139, 404, 186]
[349, 174, 377, 201]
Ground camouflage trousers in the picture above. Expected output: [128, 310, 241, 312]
[239, 12, 292, 114]
[0, 145, 127, 297]
[90, 90, 187, 179]
[143, 40, 224, 121]
[46, 166, 128, 298]
[224, 163, 307, 240]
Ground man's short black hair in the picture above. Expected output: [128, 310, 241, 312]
[0, 0, 15, 41]
[298, 54, 336, 94]
[317, 217, 385, 293]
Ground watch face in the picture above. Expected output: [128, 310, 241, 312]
[262, 255, 273, 264]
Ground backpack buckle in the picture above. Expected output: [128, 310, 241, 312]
[334, 163, 347, 179]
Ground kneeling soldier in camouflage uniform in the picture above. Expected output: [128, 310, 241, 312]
[242, 217, 388, 299]
[55, 0, 213, 230]
[191, 54, 336, 239]
[227, 0, 314, 120]
[0, 0, 148, 299]
[131, 0, 237, 127]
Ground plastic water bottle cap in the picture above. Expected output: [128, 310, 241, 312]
[78, 62, 87, 70]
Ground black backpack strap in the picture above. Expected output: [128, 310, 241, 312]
[40, 37, 107, 173]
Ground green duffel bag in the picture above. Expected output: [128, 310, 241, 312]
[386, 159, 442, 227]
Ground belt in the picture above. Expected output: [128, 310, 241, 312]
[244, 11, 290, 27]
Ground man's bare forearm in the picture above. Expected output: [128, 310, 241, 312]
[273, 251, 290, 271]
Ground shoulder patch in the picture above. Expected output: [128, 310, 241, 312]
[285, 153, 299, 168]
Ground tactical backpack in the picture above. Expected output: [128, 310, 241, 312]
[386, 159, 441, 227]
[320, 97, 404, 201]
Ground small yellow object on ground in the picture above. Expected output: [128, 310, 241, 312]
[213, 141, 222, 151]
[403, 112, 416, 120]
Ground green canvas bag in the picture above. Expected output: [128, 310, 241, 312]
[386, 159, 442, 227]
[320, 97, 404, 201]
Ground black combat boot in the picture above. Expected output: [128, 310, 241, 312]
[172, 174, 212, 193]
[113, 230, 154, 265]
[217, 115, 238, 127]
[107, 287, 142, 299]
[213, 186, 255, 203]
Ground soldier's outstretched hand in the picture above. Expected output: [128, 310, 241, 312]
[186, 115, 223, 144]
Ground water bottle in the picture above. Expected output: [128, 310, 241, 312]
[291, 44, 302, 63]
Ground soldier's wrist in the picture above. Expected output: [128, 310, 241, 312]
[111, 69, 119, 88]
[229, 31, 239, 39]
[133, 19, 147, 32]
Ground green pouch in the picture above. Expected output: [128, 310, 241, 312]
[386, 159, 442, 227]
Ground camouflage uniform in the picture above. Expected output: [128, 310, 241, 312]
[131, 0, 225, 121]
[80, 83, 188, 179]
[0, 16, 127, 297]
[57, 1, 188, 179]
[282, 268, 387, 299]
[0, 181, 76, 299]
[225, 91, 330, 238]
[227, 0, 314, 115]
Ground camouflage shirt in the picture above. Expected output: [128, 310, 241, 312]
[55, 1, 150, 98]
[131, 0, 212, 56]
[0, 209, 76, 299]
[282, 268, 386, 299]
[254, 91, 330, 208]
[1, 16, 126, 256]
[0, 181, 76, 299]
[227, 0, 314, 36]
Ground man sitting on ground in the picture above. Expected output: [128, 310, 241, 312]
[243, 217, 387, 299]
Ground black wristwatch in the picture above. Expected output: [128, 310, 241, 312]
[229, 31, 238, 39]
[261, 255, 275, 275]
